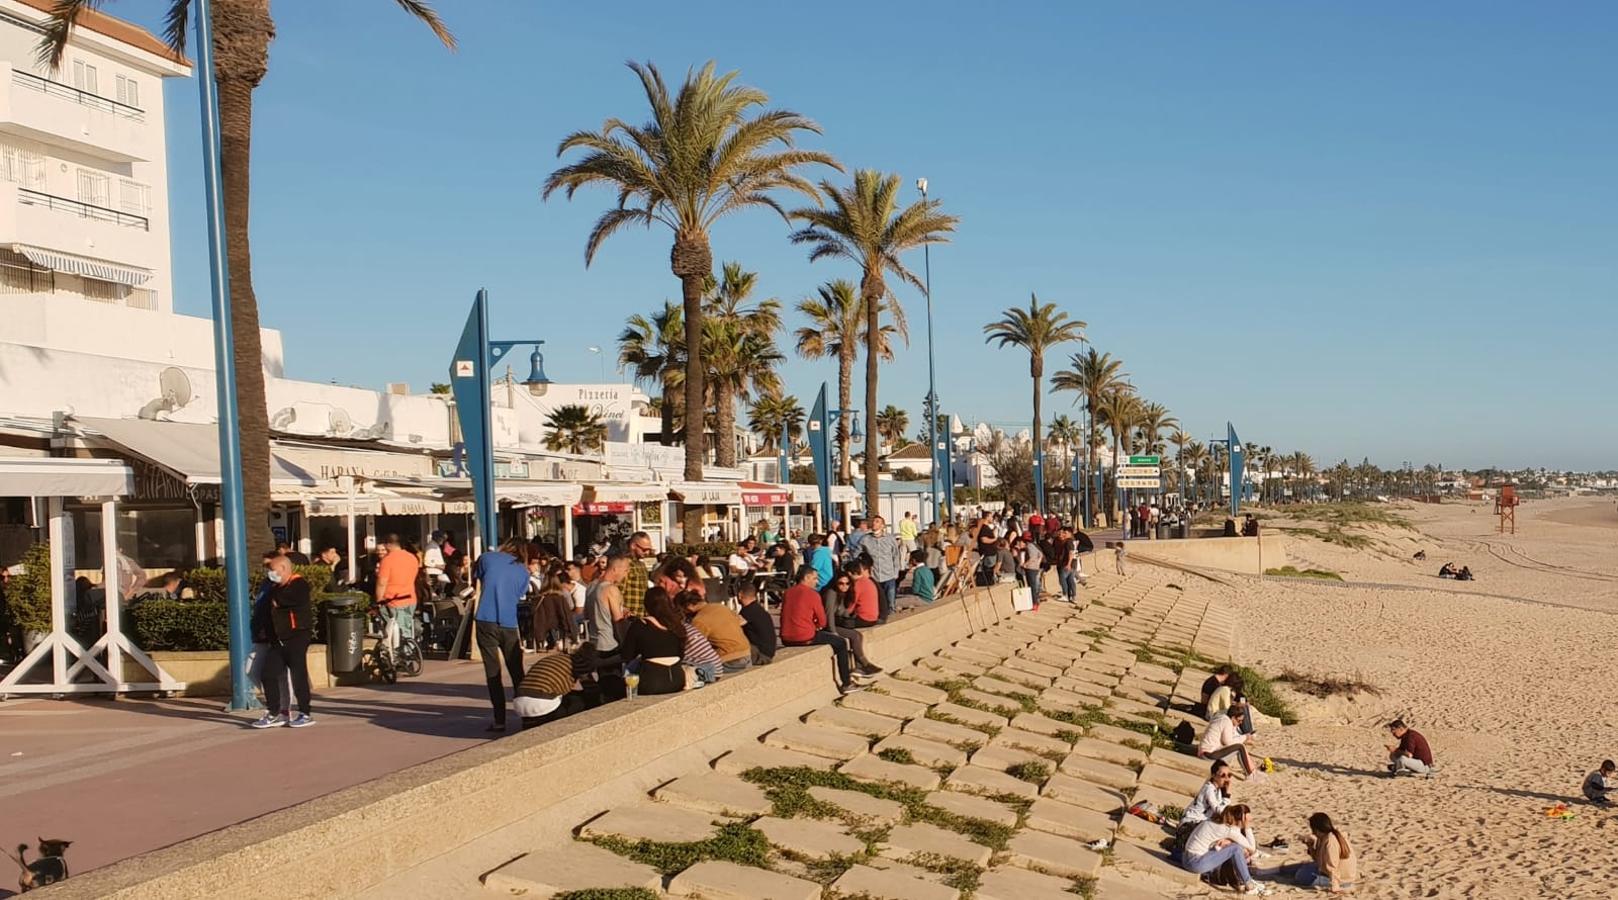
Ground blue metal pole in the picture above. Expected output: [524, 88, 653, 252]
[193, 0, 252, 711]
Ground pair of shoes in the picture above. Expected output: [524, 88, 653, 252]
[839, 682, 867, 695]
[287, 713, 315, 728]
[250, 713, 288, 729]
[851, 671, 877, 684]
[485, 721, 507, 733]
[858, 664, 884, 677]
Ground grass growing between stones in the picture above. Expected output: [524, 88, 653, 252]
[1068, 875, 1099, 898]
[878, 747, 918, 765]
[1006, 761, 1052, 784]
[588, 821, 770, 875]
[797, 853, 862, 884]
[1055, 728, 1083, 744]
[1232, 664, 1299, 725]
[1039, 705, 1108, 730]
[553, 889, 662, 900]
[905, 852, 983, 893]
[744, 766, 1016, 852]
[927, 708, 1001, 737]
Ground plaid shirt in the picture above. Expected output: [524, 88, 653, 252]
[621, 558, 650, 617]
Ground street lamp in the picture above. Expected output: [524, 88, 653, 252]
[587, 345, 605, 383]
[918, 177, 940, 526]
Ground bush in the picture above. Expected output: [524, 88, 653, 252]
[185, 564, 332, 602]
[667, 542, 737, 560]
[8, 542, 53, 634]
[126, 600, 229, 651]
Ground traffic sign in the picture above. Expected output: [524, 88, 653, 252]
[1118, 465, 1161, 477]
[1118, 476, 1162, 489]
[1128, 455, 1160, 465]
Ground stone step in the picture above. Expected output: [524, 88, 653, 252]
[930, 701, 1009, 732]
[806, 704, 905, 739]
[1114, 809, 1174, 845]
[1104, 697, 1166, 719]
[954, 688, 1025, 717]
[764, 723, 871, 761]
[876, 678, 950, 706]
[713, 743, 835, 776]
[481, 842, 662, 897]
[1094, 869, 1193, 900]
[841, 689, 930, 721]
[654, 772, 772, 818]
[1128, 783, 1191, 816]
[753, 815, 864, 861]
[1017, 647, 1080, 670]
[839, 753, 943, 791]
[1109, 839, 1203, 886]
[985, 665, 1053, 691]
[1039, 687, 1105, 711]
[1056, 754, 1138, 791]
[667, 859, 822, 900]
[976, 864, 1089, 900]
[1023, 796, 1117, 842]
[998, 655, 1064, 678]
[972, 675, 1036, 700]
[1066, 737, 1147, 769]
[903, 715, 989, 750]
[809, 785, 905, 827]
[938, 645, 1004, 667]
[989, 728, 1070, 759]
[917, 654, 989, 678]
[880, 821, 993, 866]
[833, 864, 960, 900]
[1136, 761, 1205, 796]
[578, 801, 720, 844]
[944, 764, 1039, 800]
[874, 733, 969, 770]
[1069, 656, 1127, 677]
[1004, 830, 1103, 879]
[1008, 711, 1081, 739]
[968, 743, 1047, 774]
[1086, 723, 1150, 747]
[922, 789, 1020, 828]
[1147, 747, 1211, 778]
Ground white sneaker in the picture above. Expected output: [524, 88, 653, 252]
[287, 713, 315, 728]
[840, 683, 867, 695]
[250, 713, 287, 729]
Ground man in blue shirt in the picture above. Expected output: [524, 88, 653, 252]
[808, 534, 836, 591]
[474, 539, 534, 732]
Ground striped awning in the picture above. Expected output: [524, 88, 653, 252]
[14, 244, 153, 287]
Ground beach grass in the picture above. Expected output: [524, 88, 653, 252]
[1265, 565, 1343, 580]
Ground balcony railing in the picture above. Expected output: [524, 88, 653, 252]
[18, 187, 149, 230]
[10, 69, 145, 122]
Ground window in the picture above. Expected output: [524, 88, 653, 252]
[115, 74, 139, 108]
[76, 168, 111, 207]
[126, 288, 157, 310]
[72, 59, 99, 95]
[119, 179, 150, 215]
[81, 278, 123, 303]
[0, 142, 45, 188]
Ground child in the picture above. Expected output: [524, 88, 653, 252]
[1583, 760, 1616, 804]
[1114, 540, 1129, 576]
[905, 549, 936, 609]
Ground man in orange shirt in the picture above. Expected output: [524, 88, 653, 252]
[374, 534, 421, 647]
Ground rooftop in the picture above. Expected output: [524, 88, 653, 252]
[13, 0, 189, 66]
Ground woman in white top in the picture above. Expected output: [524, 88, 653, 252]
[1174, 762, 1234, 858]
[1182, 804, 1269, 895]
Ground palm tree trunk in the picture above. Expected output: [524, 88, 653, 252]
[671, 233, 710, 540]
[215, 0, 275, 552]
[714, 381, 737, 468]
[1031, 358, 1043, 514]
[660, 386, 675, 445]
[861, 280, 881, 517]
[837, 350, 853, 486]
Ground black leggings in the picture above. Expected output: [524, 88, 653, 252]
[476, 621, 525, 725]
[262, 635, 311, 716]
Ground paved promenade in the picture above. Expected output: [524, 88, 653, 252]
[462, 569, 1245, 899]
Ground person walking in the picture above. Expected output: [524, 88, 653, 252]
[251, 555, 314, 729]
[474, 539, 532, 733]
[897, 511, 919, 553]
[864, 516, 904, 622]
[246, 549, 293, 720]
[373, 534, 420, 651]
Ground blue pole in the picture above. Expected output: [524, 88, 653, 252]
[193, 0, 252, 711]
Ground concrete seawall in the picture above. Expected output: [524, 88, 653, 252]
[51, 584, 1024, 900]
[1127, 533, 1289, 575]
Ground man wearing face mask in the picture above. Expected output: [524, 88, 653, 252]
[251, 555, 315, 729]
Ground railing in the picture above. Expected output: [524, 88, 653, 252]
[10, 69, 145, 122]
[18, 187, 148, 230]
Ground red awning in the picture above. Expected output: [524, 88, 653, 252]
[572, 501, 633, 515]
[740, 480, 791, 506]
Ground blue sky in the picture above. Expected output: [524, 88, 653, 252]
[135, 1, 1615, 470]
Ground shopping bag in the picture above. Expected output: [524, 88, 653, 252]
[1011, 586, 1035, 611]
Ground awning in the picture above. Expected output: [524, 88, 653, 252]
[300, 495, 383, 517]
[790, 484, 821, 504]
[572, 501, 634, 516]
[585, 482, 668, 504]
[72, 416, 315, 486]
[15, 244, 153, 287]
[740, 481, 791, 506]
[0, 458, 132, 497]
[830, 485, 860, 504]
[670, 481, 742, 505]
[496, 482, 583, 508]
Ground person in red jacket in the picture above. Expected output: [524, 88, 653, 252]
[781, 566, 873, 694]
[842, 560, 880, 628]
[251, 555, 314, 729]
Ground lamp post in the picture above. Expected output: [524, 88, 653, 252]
[918, 177, 940, 527]
[588, 345, 605, 383]
[450, 290, 550, 546]
[193, 0, 253, 711]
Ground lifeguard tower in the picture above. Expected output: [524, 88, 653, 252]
[1496, 485, 1517, 534]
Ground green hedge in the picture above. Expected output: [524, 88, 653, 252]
[185, 564, 332, 602]
[667, 542, 737, 560]
[8, 542, 53, 634]
[126, 591, 372, 652]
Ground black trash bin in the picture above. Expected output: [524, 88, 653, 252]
[1177, 522, 1190, 539]
[324, 595, 366, 674]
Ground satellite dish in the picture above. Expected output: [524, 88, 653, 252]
[137, 367, 194, 419]
[269, 407, 298, 431]
[328, 408, 355, 435]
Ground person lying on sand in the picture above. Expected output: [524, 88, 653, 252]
[1438, 563, 1459, 578]
[1200, 706, 1258, 776]
[1582, 760, 1616, 804]
[1386, 719, 1435, 776]
[1413, 550, 1427, 560]
[1455, 565, 1474, 581]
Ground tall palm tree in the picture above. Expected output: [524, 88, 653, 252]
[1180, 440, 1207, 502]
[1133, 402, 1179, 457]
[789, 169, 957, 514]
[1094, 387, 1141, 521]
[543, 405, 608, 455]
[545, 62, 838, 537]
[1167, 429, 1192, 494]
[794, 280, 907, 485]
[618, 301, 685, 444]
[875, 405, 909, 451]
[747, 395, 804, 452]
[42, 0, 455, 549]
[704, 262, 781, 467]
[983, 294, 1086, 512]
[1051, 347, 1129, 520]
[1048, 414, 1082, 513]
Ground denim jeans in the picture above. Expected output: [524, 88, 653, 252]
[785, 631, 853, 685]
[1184, 842, 1251, 882]
[1059, 569, 1078, 600]
[877, 579, 897, 620]
[246, 642, 296, 713]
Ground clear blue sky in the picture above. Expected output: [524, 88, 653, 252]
[134, 1, 1616, 471]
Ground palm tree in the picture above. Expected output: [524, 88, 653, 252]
[789, 169, 957, 515]
[618, 301, 685, 444]
[42, 1, 454, 549]
[704, 263, 782, 468]
[875, 405, 909, 451]
[983, 294, 1086, 513]
[1180, 440, 1208, 503]
[794, 280, 907, 485]
[748, 395, 804, 452]
[545, 62, 838, 537]
[543, 405, 608, 455]
[1051, 347, 1129, 522]
[1133, 402, 1179, 457]
[1168, 429, 1192, 494]
[1094, 387, 1141, 522]
[1048, 414, 1082, 513]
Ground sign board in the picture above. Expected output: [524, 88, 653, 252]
[454, 360, 474, 377]
[1117, 465, 1161, 478]
[1128, 455, 1160, 465]
[1117, 476, 1162, 489]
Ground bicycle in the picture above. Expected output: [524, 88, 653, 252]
[366, 605, 423, 683]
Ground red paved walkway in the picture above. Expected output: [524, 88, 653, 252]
[0, 657, 510, 895]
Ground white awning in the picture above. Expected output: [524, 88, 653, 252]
[790, 484, 821, 504]
[670, 481, 743, 505]
[72, 416, 316, 486]
[497, 482, 583, 508]
[585, 482, 668, 504]
[15, 244, 153, 287]
[830, 485, 861, 504]
[298, 495, 383, 517]
[0, 458, 132, 497]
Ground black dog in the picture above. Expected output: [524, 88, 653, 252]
[7, 838, 71, 892]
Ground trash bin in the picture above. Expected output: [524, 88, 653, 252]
[1177, 522, 1190, 539]
[324, 595, 367, 674]
[1156, 523, 1168, 540]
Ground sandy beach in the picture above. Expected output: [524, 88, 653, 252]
[1208, 496, 1618, 898]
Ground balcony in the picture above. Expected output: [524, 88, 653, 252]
[0, 64, 152, 163]
[0, 181, 157, 272]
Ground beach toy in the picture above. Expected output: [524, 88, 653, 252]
[1543, 803, 1576, 820]
[1261, 756, 1282, 773]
